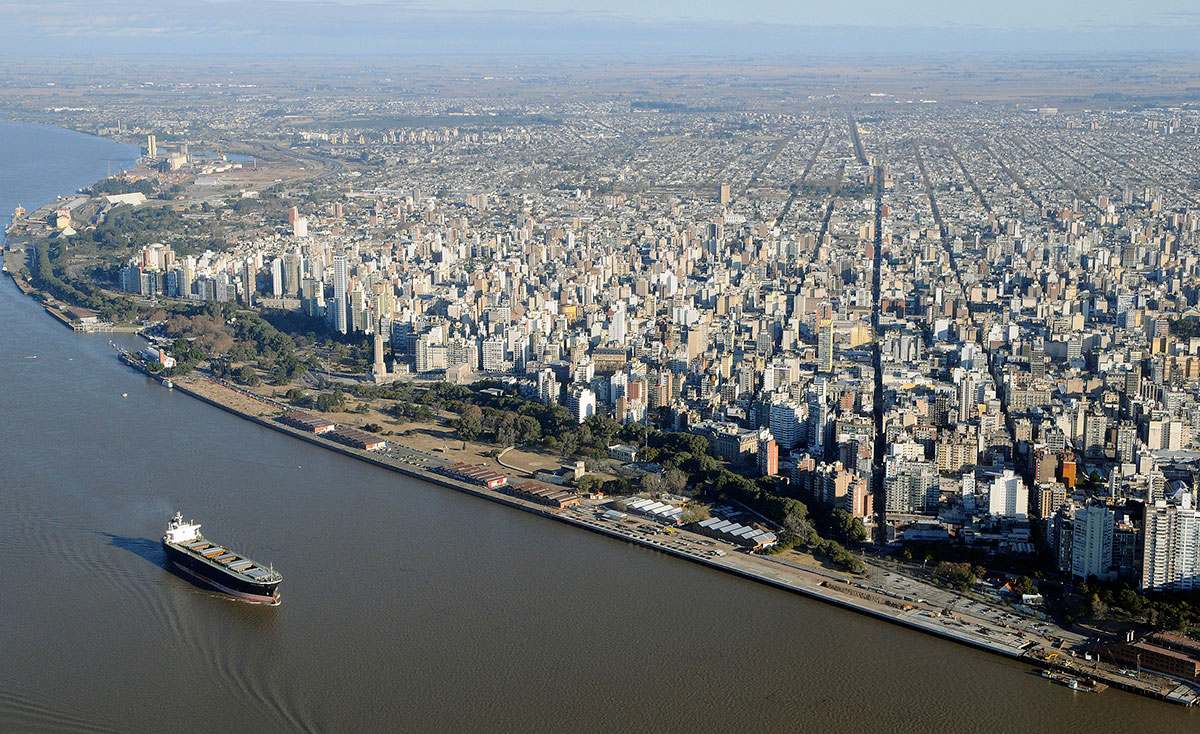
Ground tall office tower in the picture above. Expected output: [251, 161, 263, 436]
[768, 397, 805, 450]
[333, 252, 349, 334]
[1029, 344, 1046, 380]
[817, 318, 834, 373]
[564, 383, 596, 424]
[146, 134, 157, 158]
[1070, 400, 1087, 446]
[884, 454, 938, 514]
[807, 378, 830, 458]
[241, 260, 256, 306]
[1141, 496, 1200, 591]
[718, 181, 730, 206]
[271, 257, 284, 298]
[1071, 504, 1115, 580]
[536, 368, 559, 405]
[283, 251, 303, 296]
[1084, 407, 1108, 458]
[350, 285, 367, 333]
[987, 469, 1029, 518]
[758, 432, 779, 477]
[957, 372, 979, 423]
[686, 322, 708, 361]
[609, 300, 627, 343]
[287, 206, 299, 227]
[1115, 422, 1136, 464]
[180, 256, 195, 300]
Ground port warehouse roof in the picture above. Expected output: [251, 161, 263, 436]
[694, 516, 778, 549]
[505, 480, 580, 508]
[279, 410, 336, 433]
[327, 427, 387, 451]
[624, 497, 684, 524]
[278, 411, 385, 450]
[621, 499, 778, 549]
[436, 463, 508, 488]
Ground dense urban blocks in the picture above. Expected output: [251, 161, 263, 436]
[6, 68, 1200, 699]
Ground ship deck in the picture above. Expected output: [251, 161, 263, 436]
[169, 536, 282, 584]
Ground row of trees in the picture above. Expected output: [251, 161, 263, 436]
[161, 304, 314, 385]
[28, 240, 142, 323]
[452, 405, 543, 447]
[282, 387, 346, 413]
[1066, 578, 1200, 636]
[932, 562, 981, 592]
[209, 361, 261, 386]
[87, 177, 157, 197]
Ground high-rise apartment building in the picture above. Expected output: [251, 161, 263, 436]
[758, 432, 778, 477]
[1142, 496, 1200, 591]
[987, 470, 1029, 517]
[565, 383, 596, 424]
[817, 318, 834, 373]
[1071, 504, 1115, 581]
[332, 252, 349, 334]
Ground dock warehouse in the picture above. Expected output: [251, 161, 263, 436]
[436, 463, 509, 489]
[503, 481, 581, 509]
[279, 411, 336, 434]
[692, 517, 778, 550]
[624, 498, 684, 525]
[327, 427, 387, 451]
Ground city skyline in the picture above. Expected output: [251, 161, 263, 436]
[3, 2, 1200, 729]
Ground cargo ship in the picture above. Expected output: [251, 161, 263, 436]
[162, 512, 282, 605]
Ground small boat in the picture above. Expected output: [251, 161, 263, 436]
[121, 393, 128, 398]
[1041, 670, 1100, 692]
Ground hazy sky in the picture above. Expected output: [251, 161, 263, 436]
[360, 0, 1197, 28]
[2, 0, 1198, 56]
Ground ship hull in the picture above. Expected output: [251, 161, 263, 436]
[163, 542, 280, 605]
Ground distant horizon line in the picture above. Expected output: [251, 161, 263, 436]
[3, 50, 1200, 62]
[4, 11, 1200, 57]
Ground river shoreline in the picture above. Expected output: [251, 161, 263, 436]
[4, 258, 1196, 707]
[144, 366, 1195, 707]
[4, 123, 1196, 713]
